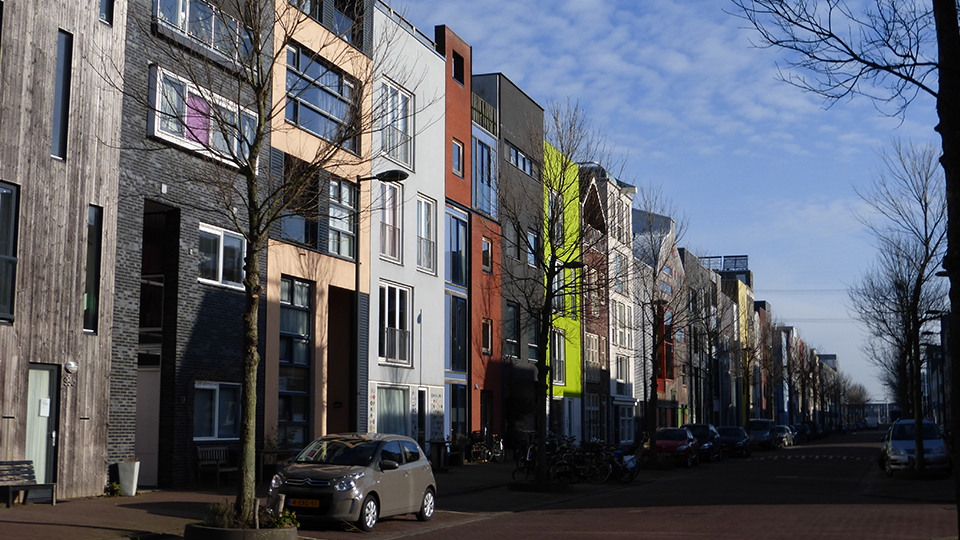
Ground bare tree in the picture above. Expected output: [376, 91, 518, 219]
[117, 0, 419, 524]
[849, 140, 947, 473]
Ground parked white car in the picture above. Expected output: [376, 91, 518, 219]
[878, 419, 951, 477]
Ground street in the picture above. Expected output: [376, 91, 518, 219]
[295, 430, 957, 540]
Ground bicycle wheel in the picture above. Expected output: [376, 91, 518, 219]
[617, 463, 639, 483]
[492, 442, 505, 462]
[550, 461, 577, 484]
[471, 446, 483, 463]
[584, 461, 612, 484]
[512, 465, 533, 482]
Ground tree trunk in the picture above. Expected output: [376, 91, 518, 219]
[234, 241, 263, 526]
[932, 0, 960, 529]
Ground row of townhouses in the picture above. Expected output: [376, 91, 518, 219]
[0, 0, 842, 497]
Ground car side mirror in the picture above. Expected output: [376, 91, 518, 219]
[381, 459, 400, 471]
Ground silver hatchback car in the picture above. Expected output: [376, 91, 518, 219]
[267, 433, 437, 531]
[879, 420, 951, 476]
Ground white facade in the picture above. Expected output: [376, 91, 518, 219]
[605, 179, 637, 444]
[366, 5, 447, 444]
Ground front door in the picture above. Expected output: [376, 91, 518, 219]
[136, 366, 161, 486]
[26, 364, 59, 484]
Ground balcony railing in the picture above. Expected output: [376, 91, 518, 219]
[380, 221, 401, 260]
[382, 124, 411, 166]
[417, 236, 436, 272]
[381, 326, 410, 363]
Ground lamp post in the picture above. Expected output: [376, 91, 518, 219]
[352, 169, 408, 432]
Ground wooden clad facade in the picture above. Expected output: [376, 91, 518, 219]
[0, 0, 127, 498]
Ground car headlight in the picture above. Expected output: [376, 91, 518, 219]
[930, 445, 947, 455]
[889, 446, 907, 456]
[677, 445, 688, 452]
[270, 473, 285, 491]
[735, 441, 744, 447]
[335, 472, 365, 492]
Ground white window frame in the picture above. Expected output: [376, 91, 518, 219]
[585, 332, 600, 382]
[504, 302, 519, 358]
[149, 67, 256, 166]
[508, 142, 533, 176]
[285, 43, 358, 154]
[482, 318, 493, 355]
[619, 405, 634, 444]
[380, 182, 402, 262]
[381, 80, 413, 167]
[156, 0, 252, 63]
[198, 222, 246, 289]
[416, 196, 436, 273]
[379, 281, 412, 366]
[452, 139, 464, 177]
[327, 178, 357, 258]
[193, 381, 241, 441]
[551, 328, 565, 385]
[526, 229, 538, 267]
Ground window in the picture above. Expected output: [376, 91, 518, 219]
[660, 280, 673, 295]
[381, 81, 412, 166]
[614, 252, 628, 295]
[157, 0, 252, 61]
[416, 196, 436, 273]
[448, 294, 467, 372]
[481, 237, 492, 272]
[482, 318, 492, 355]
[286, 44, 358, 154]
[51, 30, 72, 159]
[446, 211, 467, 286]
[619, 406, 634, 444]
[473, 137, 496, 214]
[152, 67, 256, 162]
[526, 229, 538, 267]
[503, 220, 519, 260]
[194, 381, 240, 440]
[568, 268, 577, 320]
[504, 302, 519, 357]
[279, 277, 311, 446]
[585, 394, 601, 440]
[551, 328, 565, 385]
[100, 0, 114, 24]
[548, 189, 563, 247]
[452, 139, 464, 177]
[327, 178, 357, 257]
[449, 383, 467, 437]
[584, 333, 600, 382]
[664, 265, 673, 276]
[615, 354, 628, 383]
[452, 51, 464, 84]
[527, 319, 539, 362]
[379, 282, 411, 364]
[198, 223, 245, 287]
[551, 270, 564, 313]
[380, 182, 401, 261]
[0, 182, 18, 320]
[83, 206, 103, 332]
[377, 387, 409, 436]
[508, 143, 533, 175]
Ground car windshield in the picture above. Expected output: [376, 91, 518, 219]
[891, 423, 941, 441]
[718, 427, 742, 437]
[295, 438, 380, 465]
[775, 426, 788, 434]
[747, 420, 771, 431]
[685, 425, 708, 438]
[658, 429, 688, 441]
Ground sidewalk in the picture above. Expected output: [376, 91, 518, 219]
[0, 459, 517, 540]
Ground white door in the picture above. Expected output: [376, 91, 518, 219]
[136, 367, 161, 486]
[26, 364, 58, 484]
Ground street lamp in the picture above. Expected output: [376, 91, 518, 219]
[352, 169, 408, 431]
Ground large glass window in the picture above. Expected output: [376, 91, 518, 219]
[194, 381, 241, 440]
[381, 82, 412, 166]
[416, 196, 436, 273]
[198, 223, 245, 287]
[0, 182, 19, 321]
[83, 206, 103, 332]
[52, 30, 72, 159]
[157, 0, 251, 61]
[446, 211, 467, 286]
[379, 282, 411, 364]
[507, 143, 533, 175]
[504, 302, 519, 357]
[377, 386, 409, 436]
[473, 137, 495, 214]
[153, 68, 255, 161]
[285, 44, 358, 154]
[380, 183, 401, 261]
[585, 333, 600, 382]
[278, 276, 311, 447]
[327, 179, 357, 257]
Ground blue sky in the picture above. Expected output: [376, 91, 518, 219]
[389, 0, 944, 401]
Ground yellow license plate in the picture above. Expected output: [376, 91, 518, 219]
[289, 498, 319, 508]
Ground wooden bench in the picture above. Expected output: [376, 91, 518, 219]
[196, 446, 237, 488]
[0, 461, 56, 507]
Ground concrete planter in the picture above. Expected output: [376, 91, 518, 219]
[183, 523, 298, 540]
[117, 461, 140, 497]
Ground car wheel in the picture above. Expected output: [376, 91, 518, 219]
[356, 495, 379, 532]
[416, 488, 435, 521]
[685, 454, 694, 467]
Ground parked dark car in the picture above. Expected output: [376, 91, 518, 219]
[682, 423, 723, 462]
[791, 423, 809, 445]
[747, 419, 779, 450]
[267, 433, 436, 531]
[642, 427, 700, 467]
[717, 426, 752, 457]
